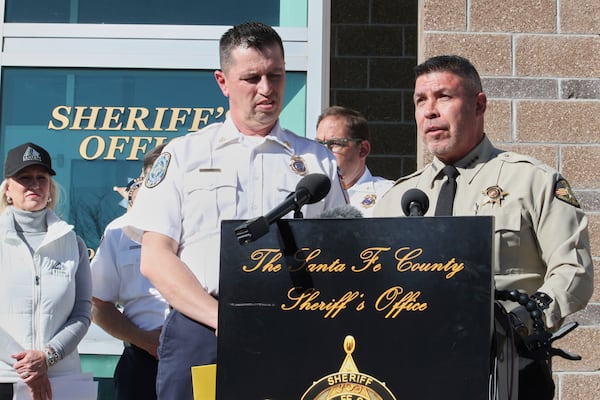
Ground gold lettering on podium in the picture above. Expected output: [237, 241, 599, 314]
[375, 286, 428, 318]
[238, 246, 467, 319]
[395, 247, 464, 279]
[281, 289, 361, 319]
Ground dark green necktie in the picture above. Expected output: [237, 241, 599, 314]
[435, 165, 459, 216]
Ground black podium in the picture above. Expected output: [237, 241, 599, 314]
[217, 217, 494, 399]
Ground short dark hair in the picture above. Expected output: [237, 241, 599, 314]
[415, 55, 483, 94]
[143, 143, 166, 173]
[317, 106, 370, 141]
[219, 22, 284, 71]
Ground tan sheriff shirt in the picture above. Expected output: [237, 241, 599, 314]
[374, 135, 593, 330]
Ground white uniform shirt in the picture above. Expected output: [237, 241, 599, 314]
[91, 214, 169, 331]
[125, 118, 347, 295]
[347, 167, 394, 217]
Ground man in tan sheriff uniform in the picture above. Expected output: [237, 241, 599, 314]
[374, 55, 593, 400]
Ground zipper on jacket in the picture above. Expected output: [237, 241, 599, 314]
[33, 255, 42, 349]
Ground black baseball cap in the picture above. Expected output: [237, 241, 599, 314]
[4, 142, 56, 178]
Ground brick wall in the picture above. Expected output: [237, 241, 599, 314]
[419, 0, 600, 398]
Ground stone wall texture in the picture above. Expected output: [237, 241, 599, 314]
[331, 0, 599, 398]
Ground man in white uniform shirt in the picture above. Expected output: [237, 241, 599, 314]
[124, 22, 347, 399]
[316, 106, 393, 216]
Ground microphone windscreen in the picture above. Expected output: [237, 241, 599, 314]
[297, 173, 331, 204]
[401, 188, 430, 216]
[319, 204, 363, 218]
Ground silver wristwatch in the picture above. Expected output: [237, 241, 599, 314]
[45, 346, 60, 367]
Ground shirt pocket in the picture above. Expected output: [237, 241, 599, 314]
[183, 168, 238, 228]
[117, 244, 141, 270]
[492, 203, 522, 274]
[118, 246, 150, 297]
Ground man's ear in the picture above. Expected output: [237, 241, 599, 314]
[475, 92, 487, 115]
[214, 70, 229, 97]
[359, 140, 370, 158]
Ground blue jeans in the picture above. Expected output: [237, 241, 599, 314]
[156, 310, 217, 400]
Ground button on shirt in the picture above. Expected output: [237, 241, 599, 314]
[125, 119, 348, 296]
[347, 168, 394, 217]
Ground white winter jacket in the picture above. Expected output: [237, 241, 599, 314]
[0, 207, 92, 382]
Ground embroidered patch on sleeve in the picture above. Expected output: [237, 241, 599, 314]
[145, 152, 171, 188]
[554, 178, 580, 208]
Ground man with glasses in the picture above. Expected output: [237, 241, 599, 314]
[316, 106, 393, 216]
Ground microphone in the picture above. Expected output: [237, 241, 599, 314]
[319, 204, 363, 218]
[235, 173, 331, 244]
[401, 188, 429, 216]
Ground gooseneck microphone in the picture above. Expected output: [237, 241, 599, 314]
[401, 188, 430, 216]
[235, 173, 331, 244]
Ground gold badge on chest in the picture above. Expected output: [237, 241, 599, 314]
[360, 194, 377, 208]
[481, 185, 509, 207]
[289, 155, 308, 176]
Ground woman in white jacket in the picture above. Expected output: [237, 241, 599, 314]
[0, 142, 92, 400]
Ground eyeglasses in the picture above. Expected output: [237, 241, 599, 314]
[316, 138, 363, 153]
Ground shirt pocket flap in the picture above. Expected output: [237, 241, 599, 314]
[493, 204, 521, 233]
[185, 168, 237, 193]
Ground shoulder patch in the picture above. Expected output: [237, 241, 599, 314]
[554, 178, 580, 208]
[145, 152, 171, 188]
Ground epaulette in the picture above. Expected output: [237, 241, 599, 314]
[497, 151, 543, 165]
[497, 151, 558, 174]
[392, 167, 426, 185]
[499, 152, 580, 207]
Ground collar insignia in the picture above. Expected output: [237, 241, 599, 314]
[290, 155, 308, 176]
[481, 185, 508, 207]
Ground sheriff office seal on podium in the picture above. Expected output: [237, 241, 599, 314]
[301, 336, 397, 400]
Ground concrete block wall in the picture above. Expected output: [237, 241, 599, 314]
[419, 0, 600, 398]
[329, 0, 419, 179]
